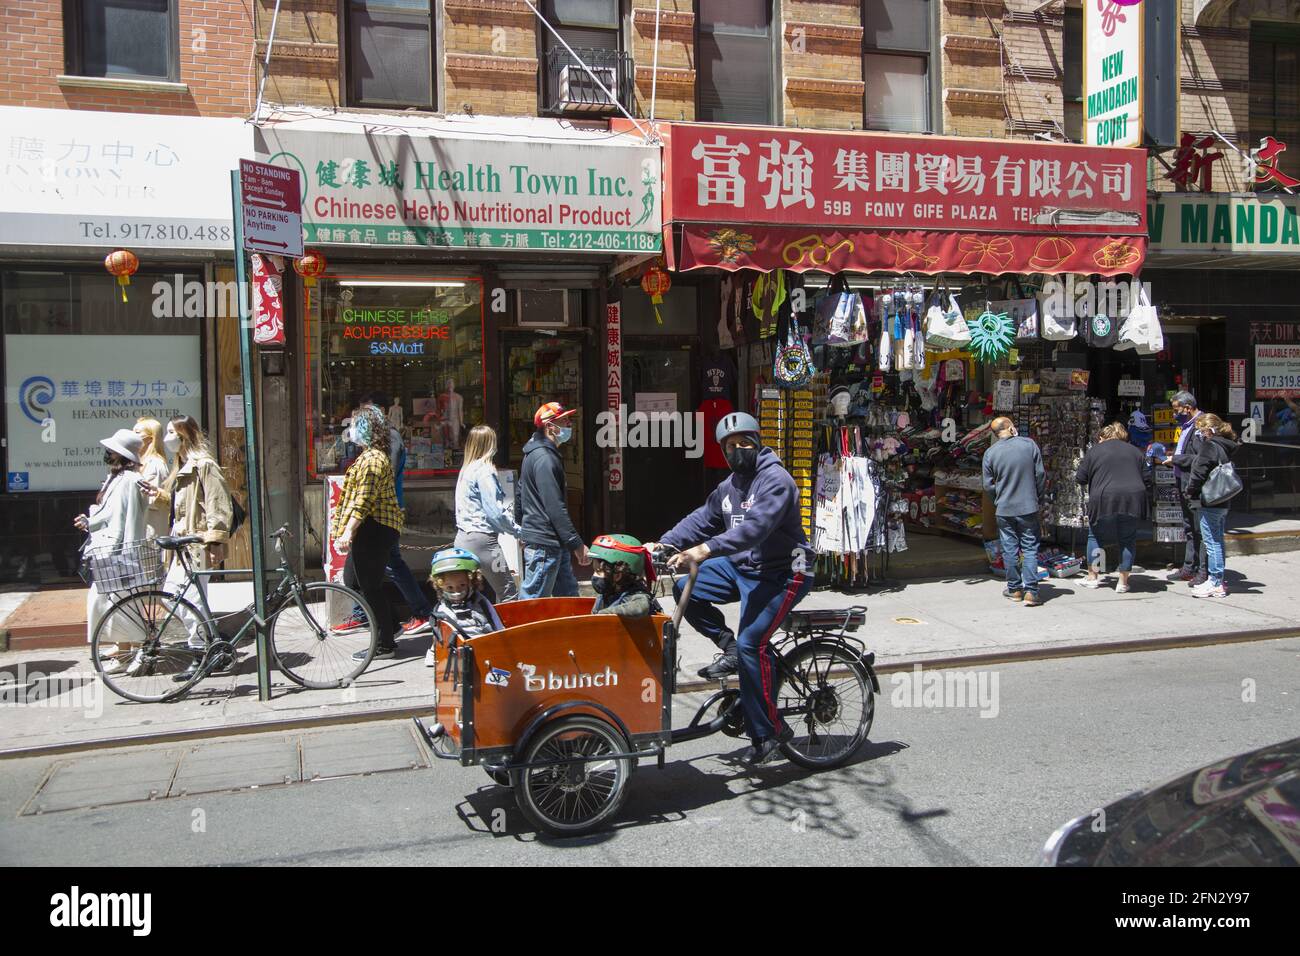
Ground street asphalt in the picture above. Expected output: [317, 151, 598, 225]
[2, 637, 1297, 866]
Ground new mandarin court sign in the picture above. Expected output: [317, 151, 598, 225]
[254, 124, 661, 254]
[1085, 1, 1143, 148]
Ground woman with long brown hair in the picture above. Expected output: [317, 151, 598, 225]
[454, 424, 521, 604]
[1075, 421, 1150, 593]
[146, 416, 234, 681]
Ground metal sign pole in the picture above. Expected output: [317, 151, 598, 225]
[229, 169, 272, 702]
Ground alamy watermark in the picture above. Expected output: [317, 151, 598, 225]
[0, 665, 103, 719]
[1040, 276, 1152, 320]
[889, 664, 1000, 718]
[595, 408, 705, 459]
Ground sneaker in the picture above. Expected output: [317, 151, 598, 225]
[1079, 578, 1103, 590]
[1003, 589, 1024, 602]
[124, 648, 151, 677]
[100, 658, 124, 675]
[1167, 569, 1194, 582]
[741, 726, 794, 767]
[1023, 592, 1039, 607]
[697, 650, 739, 681]
[1192, 581, 1227, 599]
[353, 645, 397, 663]
[1188, 571, 1209, 588]
[332, 613, 368, 635]
[424, 647, 437, 668]
[1115, 584, 1130, 594]
[401, 616, 433, 636]
[97, 643, 120, 659]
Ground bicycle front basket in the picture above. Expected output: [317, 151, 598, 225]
[84, 539, 165, 594]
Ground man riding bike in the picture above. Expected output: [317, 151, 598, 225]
[648, 412, 813, 767]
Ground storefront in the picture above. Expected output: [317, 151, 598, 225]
[0, 107, 252, 588]
[1145, 191, 1300, 518]
[637, 120, 1152, 581]
[253, 113, 662, 554]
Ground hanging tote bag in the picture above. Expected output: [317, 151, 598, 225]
[1040, 276, 1077, 341]
[772, 307, 815, 387]
[814, 273, 856, 345]
[1131, 283, 1165, 355]
[989, 278, 1040, 342]
[924, 285, 971, 350]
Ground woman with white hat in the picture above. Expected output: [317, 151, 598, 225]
[74, 428, 150, 663]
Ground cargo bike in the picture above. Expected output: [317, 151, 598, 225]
[413, 553, 879, 836]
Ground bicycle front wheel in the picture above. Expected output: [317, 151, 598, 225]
[269, 581, 378, 688]
[92, 589, 212, 703]
[776, 639, 874, 770]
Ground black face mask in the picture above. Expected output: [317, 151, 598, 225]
[590, 573, 609, 595]
[725, 445, 760, 475]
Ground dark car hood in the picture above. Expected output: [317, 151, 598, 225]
[1049, 737, 1300, 866]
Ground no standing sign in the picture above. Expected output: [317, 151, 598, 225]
[239, 159, 304, 257]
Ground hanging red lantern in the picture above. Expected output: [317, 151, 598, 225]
[293, 250, 328, 309]
[104, 249, 139, 303]
[640, 262, 671, 325]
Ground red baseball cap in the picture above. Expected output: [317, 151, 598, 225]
[533, 401, 577, 428]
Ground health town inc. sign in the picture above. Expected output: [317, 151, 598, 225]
[254, 121, 661, 255]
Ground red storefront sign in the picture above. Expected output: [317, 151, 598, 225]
[664, 123, 1147, 275]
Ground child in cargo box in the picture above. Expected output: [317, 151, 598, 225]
[425, 546, 503, 667]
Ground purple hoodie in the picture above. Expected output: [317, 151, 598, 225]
[661, 447, 812, 576]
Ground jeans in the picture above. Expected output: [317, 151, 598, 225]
[1179, 493, 1203, 574]
[673, 556, 812, 743]
[520, 545, 579, 599]
[997, 513, 1041, 595]
[456, 531, 519, 603]
[1087, 514, 1138, 573]
[1199, 506, 1228, 586]
[344, 519, 401, 650]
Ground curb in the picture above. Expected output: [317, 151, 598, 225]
[4, 625, 1298, 761]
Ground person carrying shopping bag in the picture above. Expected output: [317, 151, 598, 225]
[144, 416, 234, 682]
[1176, 414, 1241, 600]
[454, 424, 522, 603]
[76, 428, 150, 672]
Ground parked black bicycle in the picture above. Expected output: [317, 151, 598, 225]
[91, 525, 378, 703]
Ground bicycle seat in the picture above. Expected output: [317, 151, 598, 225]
[787, 607, 866, 632]
[156, 534, 204, 550]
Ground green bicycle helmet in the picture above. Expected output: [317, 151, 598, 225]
[589, 533, 651, 581]
[430, 546, 479, 578]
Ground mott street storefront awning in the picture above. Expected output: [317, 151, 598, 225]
[657, 122, 1148, 277]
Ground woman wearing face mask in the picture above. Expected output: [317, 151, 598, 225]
[330, 406, 403, 662]
[132, 417, 170, 539]
[76, 429, 149, 670]
[646, 412, 814, 769]
[156, 416, 235, 681]
[1175, 413, 1240, 599]
[517, 402, 589, 599]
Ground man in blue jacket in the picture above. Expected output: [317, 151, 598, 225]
[651, 412, 814, 767]
[518, 401, 589, 598]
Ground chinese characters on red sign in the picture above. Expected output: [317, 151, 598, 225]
[1250, 136, 1300, 190]
[671, 125, 1145, 235]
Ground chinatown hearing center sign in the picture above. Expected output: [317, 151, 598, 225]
[1085, 1, 1143, 148]
[255, 126, 661, 254]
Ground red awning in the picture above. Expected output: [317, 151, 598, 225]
[660, 122, 1149, 275]
[680, 225, 1146, 276]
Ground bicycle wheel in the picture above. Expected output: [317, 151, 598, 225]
[92, 589, 212, 703]
[775, 639, 874, 770]
[269, 581, 378, 688]
[512, 715, 632, 836]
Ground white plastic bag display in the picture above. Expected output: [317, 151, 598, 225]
[925, 291, 971, 350]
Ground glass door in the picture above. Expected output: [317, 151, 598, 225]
[503, 333, 586, 537]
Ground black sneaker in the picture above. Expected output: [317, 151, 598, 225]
[354, 646, 397, 662]
[697, 650, 739, 680]
[741, 726, 794, 767]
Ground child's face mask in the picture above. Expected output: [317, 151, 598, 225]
[436, 571, 471, 604]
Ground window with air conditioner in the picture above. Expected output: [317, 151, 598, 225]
[544, 0, 628, 113]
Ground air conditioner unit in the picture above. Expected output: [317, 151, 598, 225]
[558, 65, 617, 111]
[517, 288, 570, 328]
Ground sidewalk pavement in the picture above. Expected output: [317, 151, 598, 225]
[3, 552, 1299, 756]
